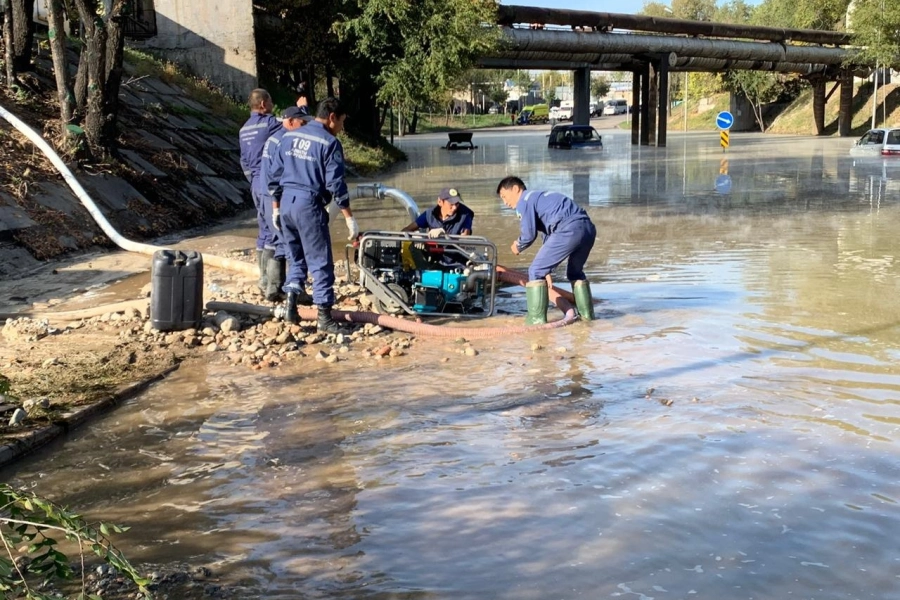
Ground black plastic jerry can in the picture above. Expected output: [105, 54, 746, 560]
[150, 250, 203, 331]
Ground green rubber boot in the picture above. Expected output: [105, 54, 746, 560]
[573, 279, 595, 321]
[525, 280, 548, 325]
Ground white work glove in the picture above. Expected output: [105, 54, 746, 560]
[428, 227, 446, 239]
[272, 206, 281, 232]
[345, 216, 359, 240]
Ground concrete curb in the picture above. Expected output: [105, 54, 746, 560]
[0, 365, 180, 469]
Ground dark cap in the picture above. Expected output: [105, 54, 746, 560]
[438, 187, 462, 204]
[281, 106, 314, 122]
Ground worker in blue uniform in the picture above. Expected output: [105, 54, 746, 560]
[402, 187, 474, 237]
[239, 89, 283, 294]
[268, 97, 358, 333]
[260, 106, 314, 303]
[496, 176, 596, 323]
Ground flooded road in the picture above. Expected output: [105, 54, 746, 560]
[5, 129, 900, 599]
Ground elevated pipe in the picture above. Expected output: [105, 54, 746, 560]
[356, 183, 419, 222]
[497, 5, 853, 46]
[499, 28, 865, 67]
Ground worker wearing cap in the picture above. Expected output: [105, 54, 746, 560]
[259, 106, 315, 303]
[402, 187, 474, 237]
[268, 97, 358, 333]
[239, 88, 283, 293]
[496, 175, 596, 324]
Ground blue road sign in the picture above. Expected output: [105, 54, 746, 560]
[715, 174, 732, 194]
[716, 111, 734, 130]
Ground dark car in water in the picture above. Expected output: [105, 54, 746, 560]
[548, 124, 603, 149]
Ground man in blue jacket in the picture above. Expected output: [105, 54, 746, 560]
[402, 187, 474, 237]
[497, 176, 596, 323]
[239, 89, 283, 294]
[259, 106, 314, 302]
[268, 97, 358, 333]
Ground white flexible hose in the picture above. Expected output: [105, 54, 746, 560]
[0, 101, 257, 276]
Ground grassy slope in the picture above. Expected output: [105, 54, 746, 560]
[125, 49, 405, 176]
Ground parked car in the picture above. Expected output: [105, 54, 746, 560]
[603, 99, 628, 115]
[488, 105, 499, 115]
[548, 124, 603, 149]
[850, 128, 900, 156]
[590, 103, 603, 117]
[556, 104, 573, 121]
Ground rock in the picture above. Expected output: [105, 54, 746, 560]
[140, 282, 153, 298]
[304, 333, 325, 345]
[206, 343, 219, 352]
[335, 334, 345, 344]
[338, 346, 350, 354]
[314, 350, 329, 361]
[214, 311, 241, 333]
[374, 345, 392, 357]
[202, 327, 216, 336]
[464, 347, 478, 357]
[441, 357, 450, 363]
[125, 307, 142, 319]
[8, 408, 26, 426]
[143, 321, 154, 334]
[389, 349, 404, 357]
[531, 343, 543, 352]
[368, 325, 384, 335]
[164, 333, 181, 344]
[22, 397, 50, 411]
[324, 354, 339, 364]
[41, 357, 59, 368]
[555, 346, 567, 353]
[275, 331, 293, 345]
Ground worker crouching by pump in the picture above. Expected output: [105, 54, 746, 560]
[496, 176, 596, 324]
[402, 187, 474, 237]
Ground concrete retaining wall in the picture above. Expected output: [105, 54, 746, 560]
[134, 0, 258, 99]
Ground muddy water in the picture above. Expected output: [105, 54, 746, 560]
[6, 131, 900, 599]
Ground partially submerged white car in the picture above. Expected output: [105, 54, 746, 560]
[850, 128, 900, 157]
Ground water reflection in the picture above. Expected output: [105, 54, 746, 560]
[5, 131, 900, 598]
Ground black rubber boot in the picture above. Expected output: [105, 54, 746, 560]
[317, 304, 350, 334]
[264, 257, 286, 302]
[257, 249, 271, 293]
[283, 291, 300, 324]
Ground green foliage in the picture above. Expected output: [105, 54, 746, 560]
[0, 375, 11, 398]
[715, 0, 755, 24]
[671, 0, 718, 20]
[335, 0, 500, 120]
[751, 0, 850, 30]
[848, 0, 900, 66]
[0, 484, 152, 599]
[591, 76, 611, 100]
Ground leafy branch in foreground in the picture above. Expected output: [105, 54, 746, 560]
[0, 484, 153, 599]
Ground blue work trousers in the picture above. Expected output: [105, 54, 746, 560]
[258, 189, 288, 260]
[251, 177, 272, 251]
[528, 217, 596, 282]
[280, 190, 334, 305]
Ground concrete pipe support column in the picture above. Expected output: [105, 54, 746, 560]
[573, 67, 591, 125]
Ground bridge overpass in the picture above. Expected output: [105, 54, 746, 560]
[480, 5, 878, 146]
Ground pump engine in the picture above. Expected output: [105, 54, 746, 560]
[352, 232, 497, 317]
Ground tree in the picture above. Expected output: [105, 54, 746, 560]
[723, 70, 782, 132]
[751, 0, 851, 30]
[847, 0, 900, 66]
[9, 0, 35, 73]
[335, 0, 499, 135]
[591, 75, 611, 100]
[715, 0, 755, 24]
[671, 0, 718, 21]
[640, 2, 672, 18]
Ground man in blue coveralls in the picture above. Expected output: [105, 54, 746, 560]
[259, 106, 314, 302]
[496, 176, 596, 323]
[402, 187, 474, 237]
[239, 89, 283, 295]
[268, 97, 358, 333]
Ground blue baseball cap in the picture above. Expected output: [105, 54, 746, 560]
[438, 187, 462, 204]
[281, 107, 313, 122]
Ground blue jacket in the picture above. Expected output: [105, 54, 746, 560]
[514, 190, 590, 252]
[415, 202, 474, 235]
[261, 126, 288, 197]
[239, 112, 282, 183]
[267, 121, 350, 209]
